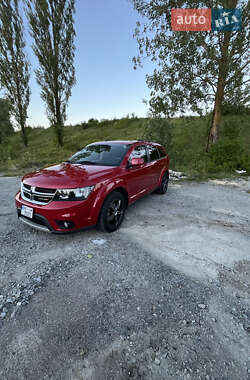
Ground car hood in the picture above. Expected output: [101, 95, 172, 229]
[22, 163, 118, 189]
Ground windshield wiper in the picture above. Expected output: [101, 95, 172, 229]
[64, 160, 99, 165]
[78, 160, 98, 165]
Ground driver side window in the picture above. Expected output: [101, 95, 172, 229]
[129, 145, 148, 164]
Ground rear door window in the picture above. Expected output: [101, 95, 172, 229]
[157, 146, 166, 158]
[147, 145, 160, 162]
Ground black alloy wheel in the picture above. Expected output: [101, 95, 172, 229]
[98, 191, 126, 232]
[156, 171, 169, 194]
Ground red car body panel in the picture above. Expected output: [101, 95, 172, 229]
[15, 141, 169, 233]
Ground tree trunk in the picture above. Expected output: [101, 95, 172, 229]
[21, 122, 28, 147]
[55, 124, 63, 147]
[17, 85, 28, 147]
[18, 103, 28, 147]
[206, 77, 225, 151]
[55, 98, 63, 147]
[206, 0, 237, 152]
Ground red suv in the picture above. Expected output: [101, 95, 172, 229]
[15, 141, 169, 233]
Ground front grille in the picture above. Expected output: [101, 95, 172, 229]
[21, 183, 57, 205]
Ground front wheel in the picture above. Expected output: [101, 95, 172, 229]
[155, 171, 169, 194]
[98, 191, 126, 232]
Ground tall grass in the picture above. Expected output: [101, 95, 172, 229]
[0, 114, 249, 177]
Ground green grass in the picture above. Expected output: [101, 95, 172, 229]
[0, 118, 146, 175]
[0, 114, 249, 178]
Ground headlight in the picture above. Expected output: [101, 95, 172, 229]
[54, 186, 94, 201]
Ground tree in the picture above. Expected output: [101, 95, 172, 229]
[0, 98, 13, 144]
[0, 0, 30, 146]
[25, 0, 76, 147]
[131, 0, 250, 151]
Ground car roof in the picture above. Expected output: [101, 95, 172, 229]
[88, 140, 161, 146]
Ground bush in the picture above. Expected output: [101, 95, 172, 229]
[99, 119, 113, 128]
[207, 122, 248, 173]
[144, 118, 176, 167]
[81, 122, 91, 130]
[221, 103, 250, 116]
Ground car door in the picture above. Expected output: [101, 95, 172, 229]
[146, 145, 164, 188]
[125, 145, 152, 201]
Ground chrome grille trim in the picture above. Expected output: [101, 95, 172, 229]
[21, 182, 57, 205]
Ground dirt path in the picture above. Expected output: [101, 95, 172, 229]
[0, 177, 249, 379]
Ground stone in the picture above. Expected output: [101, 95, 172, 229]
[243, 325, 250, 333]
[198, 304, 206, 309]
[92, 239, 106, 246]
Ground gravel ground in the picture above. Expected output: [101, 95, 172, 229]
[0, 176, 250, 380]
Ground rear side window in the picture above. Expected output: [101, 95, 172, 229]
[147, 145, 160, 162]
[129, 145, 148, 163]
[157, 146, 166, 158]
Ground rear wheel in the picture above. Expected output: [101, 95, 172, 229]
[156, 171, 169, 194]
[98, 191, 126, 232]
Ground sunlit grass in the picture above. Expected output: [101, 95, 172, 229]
[0, 114, 249, 178]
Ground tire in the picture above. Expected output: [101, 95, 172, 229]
[98, 191, 126, 232]
[155, 171, 169, 194]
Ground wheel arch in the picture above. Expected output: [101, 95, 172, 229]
[109, 187, 129, 208]
[96, 186, 128, 232]
[159, 169, 169, 185]
[90, 183, 129, 224]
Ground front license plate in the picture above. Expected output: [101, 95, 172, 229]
[21, 205, 33, 219]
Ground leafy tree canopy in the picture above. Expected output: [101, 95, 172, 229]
[132, 0, 250, 118]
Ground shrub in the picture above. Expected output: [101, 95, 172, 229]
[221, 103, 250, 116]
[207, 122, 248, 173]
[144, 118, 176, 166]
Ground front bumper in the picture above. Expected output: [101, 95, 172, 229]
[18, 212, 52, 233]
[15, 191, 97, 233]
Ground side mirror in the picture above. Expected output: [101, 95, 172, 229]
[131, 157, 144, 166]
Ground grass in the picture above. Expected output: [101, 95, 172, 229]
[0, 114, 249, 178]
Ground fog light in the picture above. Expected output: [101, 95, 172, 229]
[56, 220, 75, 230]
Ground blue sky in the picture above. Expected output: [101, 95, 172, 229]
[25, 0, 155, 127]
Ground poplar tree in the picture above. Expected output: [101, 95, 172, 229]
[0, 0, 30, 146]
[25, 0, 76, 147]
[0, 98, 13, 144]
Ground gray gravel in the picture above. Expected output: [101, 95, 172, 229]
[0, 176, 250, 380]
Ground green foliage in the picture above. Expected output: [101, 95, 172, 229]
[0, 117, 146, 174]
[221, 103, 250, 116]
[0, 0, 30, 146]
[144, 118, 176, 165]
[132, 0, 250, 117]
[144, 115, 250, 175]
[0, 115, 249, 177]
[207, 122, 250, 173]
[25, 0, 76, 147]
[0, 98, 13, 143]
[87, 118, 99, 127]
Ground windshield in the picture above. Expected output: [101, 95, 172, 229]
[67, 143, 131, 166]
